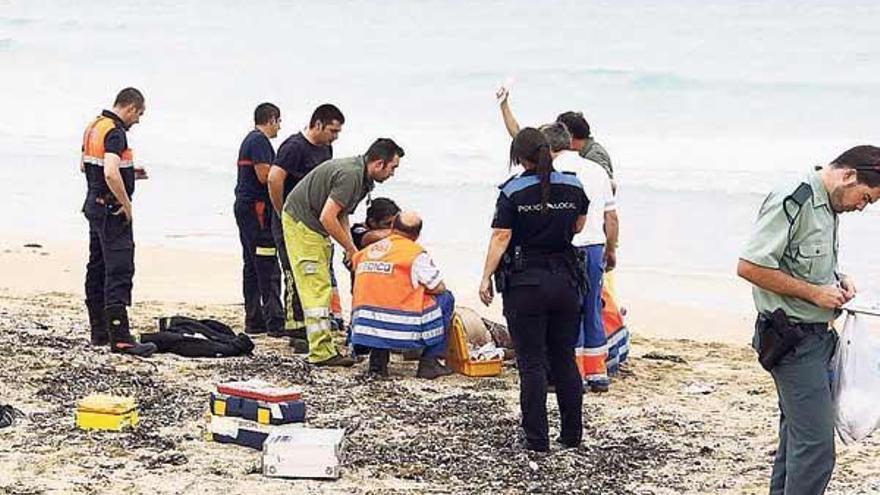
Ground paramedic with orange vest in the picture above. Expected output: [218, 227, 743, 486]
[80, 87, 156, 357]
[350, 211, 455, 380]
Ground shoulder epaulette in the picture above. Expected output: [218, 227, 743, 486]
[500, 175, 541, 197]
[550, 170, 584, 189]
[498, 174, 518, 190]
[783, 182, 812, 221]
[781, 182, 814, 259]
[789, 182, 812, 206]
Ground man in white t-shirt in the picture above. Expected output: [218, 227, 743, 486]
[538, 123, 619, 393]
[496, 88, 622, 392]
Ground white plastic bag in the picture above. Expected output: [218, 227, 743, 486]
[832, 311, 880, 444]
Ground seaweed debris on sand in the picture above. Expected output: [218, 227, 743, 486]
[1, 292, 879, 494]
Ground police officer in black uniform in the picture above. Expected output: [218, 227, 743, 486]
[479, 127, 589, 452]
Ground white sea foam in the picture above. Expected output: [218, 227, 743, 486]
[3, 1, 880, 289]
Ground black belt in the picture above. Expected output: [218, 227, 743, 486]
[522, 256, 571, 270]
[794, 322, 829, 334]
[756, 315, 828, 334]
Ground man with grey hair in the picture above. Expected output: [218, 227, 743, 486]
[537, 122, 572, 156]
[497, 91, 620, 393]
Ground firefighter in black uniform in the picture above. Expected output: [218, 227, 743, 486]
[234, 102, 284, 335]
[80, 87, 156, 356]
[479, 127, 589, 452]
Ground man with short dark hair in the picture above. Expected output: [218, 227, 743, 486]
[738, 145, 880, 495]
[282, 138, 404, 367]
[80, 87, 156, 356]
[351, 197, 400, 250]
[555, 111, 614, 183]
[350, 210, 454, 379]
[267, 104, 344, 344]
[234, 102, 284, 335]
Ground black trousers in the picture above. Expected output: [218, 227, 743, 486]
[270, 211, 305, 329]
[503, 266, 583, 450]
[83, 200, 134, 308]
[234, 199, 283, 332]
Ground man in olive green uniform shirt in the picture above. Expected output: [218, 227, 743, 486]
[282, 138, 404, 367]
[738, 145, 880, 495]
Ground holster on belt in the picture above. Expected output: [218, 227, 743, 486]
[493, 247, 521, 293]
[756, 308, 806, 371]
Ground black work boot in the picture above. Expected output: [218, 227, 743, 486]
[288, 337, 309, 354]
[416, 356, 453, 380]
[86, 300, 109, 346]
[312, 354, 356, 368]
[106, 305, 157, 357]
[368, 349, 390, 377]
[288, 327, 309, 353]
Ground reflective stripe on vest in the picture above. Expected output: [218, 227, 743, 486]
[81, 116, 134, 168]
[350, 235, 441, 342]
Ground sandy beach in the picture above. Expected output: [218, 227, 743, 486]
[1, 236, 879, 494]
[5, 1, 880, 492]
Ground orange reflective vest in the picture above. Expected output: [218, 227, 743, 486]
[82, 115, 134, 168]
[350, 234, 444, 349]
[82, 114, 135, 198]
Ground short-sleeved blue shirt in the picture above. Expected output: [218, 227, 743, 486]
[492, 170, 589, 255]
[234, 129, 275, 203]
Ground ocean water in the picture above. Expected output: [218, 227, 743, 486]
[3, 0, 880, 301]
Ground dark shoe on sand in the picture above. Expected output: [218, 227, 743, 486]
[554, 435, 581, 449]
[288, 338, 309, 354]
[587, 379, 610, 394]
[313, 355, 355, 368]
[416, 357, 453, 379]
[106, 305, 157, 358]
[368, 349, 390, 377]
[86, 301, 108, 346]
[268, 329, 294, 338]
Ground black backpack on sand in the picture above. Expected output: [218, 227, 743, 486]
[141, 316, 255, 358]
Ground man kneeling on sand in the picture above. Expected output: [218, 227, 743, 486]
[349, 211, 454, 379]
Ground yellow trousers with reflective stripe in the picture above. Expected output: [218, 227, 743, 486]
[282, 213, 337, 363]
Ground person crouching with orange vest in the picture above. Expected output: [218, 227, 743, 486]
[350, 211, 454, 379]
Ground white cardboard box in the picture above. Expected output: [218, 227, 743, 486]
[262, 428, 346, 479]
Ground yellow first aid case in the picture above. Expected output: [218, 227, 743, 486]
[446, 312, 503, 377]
[75, 394, 139, 431]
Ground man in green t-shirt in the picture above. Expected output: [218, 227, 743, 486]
[282, 138, 404, 367]
[737, 145, 880, 495]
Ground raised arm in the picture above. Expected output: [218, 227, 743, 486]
[497, 87, 520, 138]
